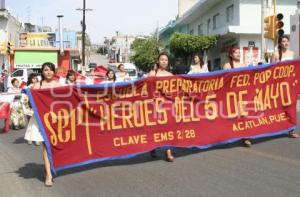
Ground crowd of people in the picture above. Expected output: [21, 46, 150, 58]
[0, 35, 298, 187]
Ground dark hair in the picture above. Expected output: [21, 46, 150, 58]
[41, 62, 55, 80]
[40, 62, 56, 86]
[118, 64, 124, 70]
[151, 63, 158, 71]
[157, 51, 169, 67]
[175, 57, 183, 65]
[193, 53, 204, 68]
[278, 35, 290, 61]
[106, 69, 116, 81]
[66, 70, 76, 84]
[11, 78, 18, 85]
[27, 73, 38, 86]
[228, 47, 240, 69]
[157, 51, 169, 61]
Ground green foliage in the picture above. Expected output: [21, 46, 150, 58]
[169, 32, 218, 58]
[130, 38, 161, 72]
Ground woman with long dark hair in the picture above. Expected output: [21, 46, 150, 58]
[148, 52, 175, 162]
[271, 35, 294, 62]
[105, 69, 116, 82]
[27, 73, 39, 87]
[223, 48, 245, 69]
[65, 70, 77, 85]
[271, 35, 298, 138]
[188, 53, 209, 74]
[223, 48, 252, 147]
[31, 62, 61, 186]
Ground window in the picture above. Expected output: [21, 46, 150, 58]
[198, 24, 203, 35]
[207, 19, 211, 34]
[226, 5, 234, 22]
[190, 29, 194, 35]
[11, 70, 24, 77]
[213, 13, 220, 30]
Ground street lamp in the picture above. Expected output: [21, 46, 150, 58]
[76, 0, 92, 73]
[57, 15, 64, 56]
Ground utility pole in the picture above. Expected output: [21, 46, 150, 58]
[76, 0, 92, 73]
[261, 0, 266, 62]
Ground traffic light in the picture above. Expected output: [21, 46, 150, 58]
[6, 42, 11, 55]
[264, 15, 275, 40]
[275, 13, 284, 39]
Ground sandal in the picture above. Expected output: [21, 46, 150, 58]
[243, 139, 252, 147]
[288, 130, 299, 138]
[165, 149, 174, 162]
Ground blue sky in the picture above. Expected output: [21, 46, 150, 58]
[6, 0, 178, 43]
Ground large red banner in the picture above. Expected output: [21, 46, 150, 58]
[26, 60, 300, 173]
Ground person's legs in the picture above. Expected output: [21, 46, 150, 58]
[243, 139, 252, 147]
[165, 149, 174, 162]
[288, 130, 299, 138]
[42, 144, 53, 186]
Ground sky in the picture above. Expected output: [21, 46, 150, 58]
[6, 0, 178, 44]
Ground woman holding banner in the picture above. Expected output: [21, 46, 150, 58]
[271, 35, 298, 138]
[105, 69, 117, 82]
[271, 35, 294, 63]
[188, 53, 209, 74]
[32, 62, 61, 187]
[116, 64, 130, 81]
[65, 70, 77, 85]
[223, 48, 252, 147]
[148, 52, 175, 162]
[223, 48, 245, 70]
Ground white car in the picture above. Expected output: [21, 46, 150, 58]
[7, 69, 41, 88]
[107, 63, 138, 80]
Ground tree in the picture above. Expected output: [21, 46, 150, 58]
[169, 32, 218, 59]
[130, 38, 161, 72]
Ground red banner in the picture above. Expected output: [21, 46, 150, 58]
[26, 60, 300, 173]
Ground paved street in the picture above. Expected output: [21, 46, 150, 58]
[0, 106, 299, 197]
[89, 53, 108, 66]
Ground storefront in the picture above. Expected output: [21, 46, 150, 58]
[13, 50, 58, 70]
[11, 48, 80, 75]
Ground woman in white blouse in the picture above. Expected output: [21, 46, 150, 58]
[188, 53, 209, 74]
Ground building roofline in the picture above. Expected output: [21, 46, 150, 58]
[160, 0, 221, 35]
[13, 47, 79, 51]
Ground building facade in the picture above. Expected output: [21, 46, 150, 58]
[104, 34, 135, 63]
[0, 9, 23, 72]
[160, 0, 298, 70]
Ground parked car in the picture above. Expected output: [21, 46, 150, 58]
[107, 63, 138, 80]
[7, 69, 41, 88]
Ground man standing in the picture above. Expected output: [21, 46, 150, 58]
[0, 72, 4, 92]
[2, 70, 8, 92]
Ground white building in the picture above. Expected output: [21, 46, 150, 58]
[160, 0, 298, 70]
[0, 8, 23, 71]
[107, 34, 136, 63]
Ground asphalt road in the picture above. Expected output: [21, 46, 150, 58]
[0, 108, 299, 197]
